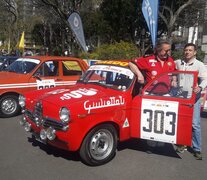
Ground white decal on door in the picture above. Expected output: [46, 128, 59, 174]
[36, 79, 55, 90]
[141, 99, 178, 144]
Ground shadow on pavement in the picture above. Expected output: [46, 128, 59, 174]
[27, 136, 80, 162]
[201, 111, 207, 118]
[27, 135, 181, 164]
[117, 138, 181, 158]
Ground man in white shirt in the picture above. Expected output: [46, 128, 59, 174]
[175, 43, 207, 160]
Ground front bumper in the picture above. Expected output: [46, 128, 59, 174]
[20, 109, 70, 151]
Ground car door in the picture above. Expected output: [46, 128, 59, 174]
[58, 60, 85, 86]
[130, 71, 198, 146]
[28, 60, 60, 90]
[28, 59, 84, 90]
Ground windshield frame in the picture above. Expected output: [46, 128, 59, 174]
[6, 58, 40, 74]
[78, 64, 135, 91]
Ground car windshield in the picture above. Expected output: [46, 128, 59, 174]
[6, 58, 40, 74]
[79, 64, 135, 90]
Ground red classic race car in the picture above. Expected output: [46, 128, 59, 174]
[0, 56, 88, 117]
[20, 60, 198, 166]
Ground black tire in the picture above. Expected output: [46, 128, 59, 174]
[0, 95, 21, 118]
[79, 124, 117, 166]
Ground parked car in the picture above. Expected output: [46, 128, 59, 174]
[0, 56, 19, 71]
[0, 56, 88, 118]
[20, 60, 198, 166]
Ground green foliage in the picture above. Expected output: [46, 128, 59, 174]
[80, 41, 140, 60]
[171, 49, 183, 60]
[172, 48, 206, 62]
[99, 0, 140, 43]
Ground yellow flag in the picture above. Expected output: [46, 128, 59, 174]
[18, 31, 25, 50]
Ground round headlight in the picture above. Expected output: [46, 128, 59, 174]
[40, 129, 47, 140]
[19, 95, 26, 108]
[46, 127, 56, 141]
[59, 107, 70, 123]
[24, 122, 31, 132]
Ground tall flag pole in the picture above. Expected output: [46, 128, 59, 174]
[142, 0, 159, 48]
[68, 12, 87, 52]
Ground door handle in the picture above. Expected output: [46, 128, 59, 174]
[180, 103, 194, 108]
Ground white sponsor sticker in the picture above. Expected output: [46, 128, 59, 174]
[89, 65, 134, 79]
[36, 79, 56, 90]
[60, 88, 98, 100]
[123, 118, 129, 128]
[141, 99, 178, 144]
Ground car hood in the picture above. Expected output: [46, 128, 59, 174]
[27, 83, 125, 108]
[0, 71, 28, 82]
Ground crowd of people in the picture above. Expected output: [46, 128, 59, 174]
[129, 40, 207, 160]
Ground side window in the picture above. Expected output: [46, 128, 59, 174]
[176, 73, 194, 99]
[144, 72, 194, 99]
[34, 61, 59, 76]
[62, 61, 82, 76]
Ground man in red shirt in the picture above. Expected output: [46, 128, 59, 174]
[129, 40, 176, 84]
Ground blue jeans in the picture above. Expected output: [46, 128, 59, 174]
[192, 100, 201, 152]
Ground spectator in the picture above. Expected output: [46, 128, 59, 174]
[129, 39, 176, 84]
[175, 43, 207, 160]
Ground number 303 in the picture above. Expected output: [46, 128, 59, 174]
[142, 109, 176, 136]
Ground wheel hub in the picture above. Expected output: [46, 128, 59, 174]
[90, 130, 113, 160]
[2, 99, 16, 114]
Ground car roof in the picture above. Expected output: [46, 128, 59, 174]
[22, 56, 84, 62]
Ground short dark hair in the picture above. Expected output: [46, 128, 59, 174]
[184, 43, 197, 51]
[155, 39, 171, 52]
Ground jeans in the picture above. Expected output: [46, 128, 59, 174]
[192, 99, 201, 152]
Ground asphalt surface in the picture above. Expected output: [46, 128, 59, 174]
[1, 114, 207, 180]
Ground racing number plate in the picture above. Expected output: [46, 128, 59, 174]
[141, 99, 179, 144]
[36, 79, 56, 90]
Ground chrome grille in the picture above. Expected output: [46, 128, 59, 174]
[24, 101, 68, 131]
[42, 117, 66, 131]
[25, 109, 34, 122]
[34, 101, 43, 120]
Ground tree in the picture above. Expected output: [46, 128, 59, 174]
[0, 0, 18, 51]
[0, 0, 42, 53]
[32, 0, 84, 55]
[159, 0, 206, 38]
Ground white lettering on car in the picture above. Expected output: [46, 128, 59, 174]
[60, 88, 97, 100]
[84, 96, 125, 113]
[47, 89, 69, 95]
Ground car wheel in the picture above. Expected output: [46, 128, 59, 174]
[79, 124, 117, 166]
[0, 95, 20, 118]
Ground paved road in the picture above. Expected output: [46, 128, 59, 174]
[1, 114, 207, 180]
